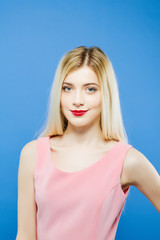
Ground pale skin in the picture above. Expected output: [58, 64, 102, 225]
[16, 66, 160, 239]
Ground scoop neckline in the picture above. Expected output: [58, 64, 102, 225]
[47, 136, 121, 175]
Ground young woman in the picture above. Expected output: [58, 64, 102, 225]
[16, 46, 160, 240]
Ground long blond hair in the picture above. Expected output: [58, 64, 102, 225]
[34, 46, 129, 144]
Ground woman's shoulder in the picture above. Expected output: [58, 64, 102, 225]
[19, 139, 38, 176]
[21, 139, 38, 156]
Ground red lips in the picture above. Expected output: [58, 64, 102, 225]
[71, 110, 88, 116]
[71, 110, 88, 112]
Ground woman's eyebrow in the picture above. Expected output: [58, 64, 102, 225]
[62, 82, 99, 86]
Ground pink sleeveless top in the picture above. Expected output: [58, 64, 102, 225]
[34, 136, 133, 240]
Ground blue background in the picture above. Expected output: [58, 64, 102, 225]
[0, 0, 160, 239]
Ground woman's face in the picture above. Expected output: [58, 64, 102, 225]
[60, 66, 102, 129]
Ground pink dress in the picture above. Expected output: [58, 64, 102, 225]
[34, 136, 133, 240]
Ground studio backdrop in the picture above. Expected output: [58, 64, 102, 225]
[0, 0, 160, 239]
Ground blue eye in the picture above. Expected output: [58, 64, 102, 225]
[62, 86, 97, 93]
[87, 87, 97, 92]
[62, 86, 71, 92]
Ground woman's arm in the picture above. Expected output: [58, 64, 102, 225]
[16, 140, 37, 240]
[124, 146, 160, 213]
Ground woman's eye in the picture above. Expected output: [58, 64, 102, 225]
[87, 87, 97, 92]
[62, 86, 71, 92]
[62, 86, 97, 93]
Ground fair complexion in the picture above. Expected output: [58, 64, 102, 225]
[60, 65, 107, 148]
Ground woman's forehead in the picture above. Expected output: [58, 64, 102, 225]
[63, 66, 99, 85]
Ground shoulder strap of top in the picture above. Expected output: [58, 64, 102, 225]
[106, 142, 133, 187]
[105, 142, 133, 198]
[34, 137, 49, 176]
[116, 142, 133, 185]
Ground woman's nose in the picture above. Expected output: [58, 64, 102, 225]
[73, 90, 84, 105]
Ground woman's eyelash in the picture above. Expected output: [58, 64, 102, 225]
[62, 86, 97, 92]
[62, 86, 71, 91]
[87, 87, 97, 92]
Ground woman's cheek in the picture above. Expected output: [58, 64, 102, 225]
[60, 94, 71, 109]
[86, 94, 101, 109]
